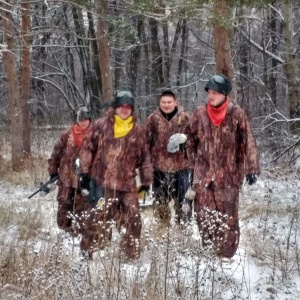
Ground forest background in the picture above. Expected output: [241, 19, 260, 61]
[0, 1, 300, 299]
[0, 0, 299, 171]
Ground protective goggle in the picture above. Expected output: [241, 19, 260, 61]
[212, 75, 226, 84]
[117, 104, 133, 109]
[115, 90, 133, 98]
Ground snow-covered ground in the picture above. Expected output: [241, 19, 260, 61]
[0, 157, 299, 299]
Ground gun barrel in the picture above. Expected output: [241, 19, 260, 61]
[28, 175, 59, 199]
[28, 190, 40, 199]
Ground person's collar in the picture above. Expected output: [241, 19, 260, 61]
[207, 98, 230, 126]
[114, 114, 134, 138]
[159, 106, 178, 120]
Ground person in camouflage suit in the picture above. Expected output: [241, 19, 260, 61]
[48, 106, 94, 238]
[79, 90, 153, 260]
[145, 90, 193, 225]
[187, 74, 260, 261]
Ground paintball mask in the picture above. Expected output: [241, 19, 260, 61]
[75, 106, 91, 123]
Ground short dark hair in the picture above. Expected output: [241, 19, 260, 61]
[159, 90, 176, 100]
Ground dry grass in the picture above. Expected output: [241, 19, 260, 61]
[1, 172, 299, 299]
[0, 209, 250, 300]
[0, 127, 61, 187]
[0, 131, 299, 299]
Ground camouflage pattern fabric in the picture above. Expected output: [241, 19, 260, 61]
[187, 102, 260, 258]
[145, 106, 193, 224]
[56, 185, 93, 237]
[194, 183, 240, 258]
[187, 103, 260, 188]
[80, 189, 141, 260]
[48, 128, 79, 188]
[79, 108, 153, 259]
[144, 106, 192, 172]
[80, 108, 153, 191]
[48, 126, 95, 238]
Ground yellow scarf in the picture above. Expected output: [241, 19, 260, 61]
[114, 115, 133, 138]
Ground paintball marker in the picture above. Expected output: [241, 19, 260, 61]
[28, 175, 59, 199]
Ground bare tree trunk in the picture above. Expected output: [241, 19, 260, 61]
[162, 18, 170, 86]
[128, 15, 144, 94]
[176, 19, 187, 91]
[234, 7, 251, 114]
[267, 4, 279, 107]
[282, 0, 299, 132]
[97, 0, 113, 103]
[2, 0, 31, 171]
[114, 35, 123, 88]
[31, 3, 51, 124]
[262, 20, 269, 116]
[142, 24, 152, 117]
[87, 10, 102, 116]
[212, 0, 235, 102]
[20, 1, 31, 146]
[169, 20, 183, 84]
[149, 17, 164, 95]
[72, 6, 89, 103]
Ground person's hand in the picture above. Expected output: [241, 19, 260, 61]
[50, 173, 59, 181]
[80, 173, 90, 192]
[167, 133, 187, 153]
[185, 186, 196, 200]
[47, 174, 58, 192]
[137, 185, 150, 193]
[246, 174, 257, 185]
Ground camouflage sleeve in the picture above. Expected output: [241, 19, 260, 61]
[80, 120, 101, 174]
[137, 127, 154, 186]
[186, 111, 199, 167]
[144, 114, 155, 148]
[180, 111, 191, 133]
[47, 129, 69, 175]
[239, 110, 260, 175]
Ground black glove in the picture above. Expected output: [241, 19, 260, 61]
[50, 173, 59, 181]
[246, 174, 257, 185]
[179, 142, 186, 152]
[137, 185, 150, 193]
[80, 173, 90, 191]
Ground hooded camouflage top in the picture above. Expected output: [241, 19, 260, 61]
[80, 108, 153, 192]
[187, 102, 260, 188]
[144, 105, 192, 172]
[48, 128, 81, 188]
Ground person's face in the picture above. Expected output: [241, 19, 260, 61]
[207, 89, 226, 107]
[115, 104, 133, 119]
[159, 96, 177, 114]
[78, 118, 90, 129]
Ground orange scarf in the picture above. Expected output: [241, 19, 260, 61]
[207, 98, 230, 126]
[72, 124, 88, 148]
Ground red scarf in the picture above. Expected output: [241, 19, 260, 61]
[72, 124, 88, 148]
[207, 98, 230, 126]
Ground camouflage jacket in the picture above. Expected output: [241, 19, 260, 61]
[80, 109, 153, 192]
[144, 106, 192, 172]
[187, 102, 260, 188]
[48, 127, 80, 188]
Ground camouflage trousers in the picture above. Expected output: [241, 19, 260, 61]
[80, 189, 142, 260]
[194, 183, 240, 258]
[56, 185, 95, 237]
[153, 169, 192, 225]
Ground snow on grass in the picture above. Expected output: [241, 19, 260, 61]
[0, 162, 299, 299]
